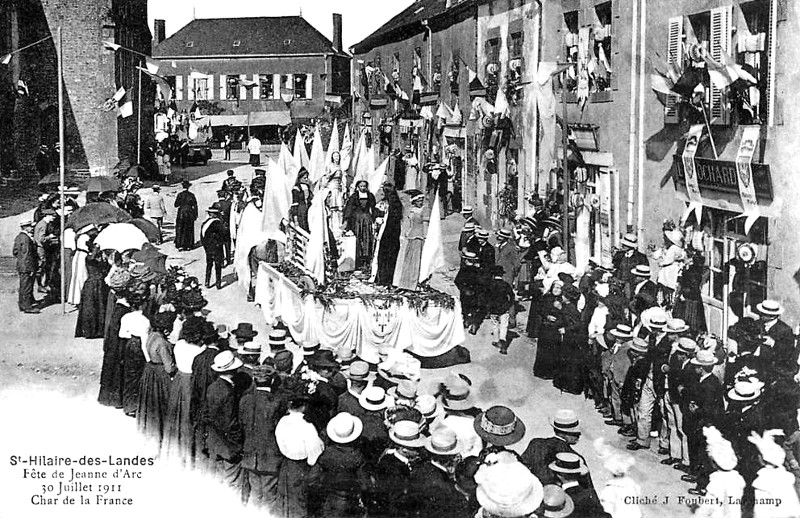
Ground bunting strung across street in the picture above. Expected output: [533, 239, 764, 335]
[681, 124, 704, 223]
[735, 126, 761, 233]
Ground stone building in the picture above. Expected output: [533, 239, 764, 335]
[153, 15, 350, 143]
[0, 0, 153, 177]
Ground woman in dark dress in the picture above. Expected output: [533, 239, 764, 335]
[553, 284, 588, 395]
[174, 180, 197, 251]
[119, 289, 151, 416]
[137, 311, 176, 447]
[98, 275, 133, 408]
[75, 244, 110, 339]
[343, 180, 377, 270]
[533, 280, 564, 380]
[673, 251, 707, 334]
[375, 183, 404, 285]
[290, 169, 313, 232]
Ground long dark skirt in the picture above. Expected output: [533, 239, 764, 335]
[98, 304, 130, 408]
[163, 372, 193, 464]
[352, 212, 375, 269]
[136, 363, 172, 446]
[553, 341, 585, 395]
[122, 337, 146, 416]
[673, 298, 707, 334]
[104, 289, 118, 338]
[75, 278, 110, 338]
[375, 228, 401, 286]
[277, 458, 317, 518]
[534, 331, 561, 380]
[175, 214, 195, 249]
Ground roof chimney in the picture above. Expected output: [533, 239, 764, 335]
[332, 13, 343, 53]
[154, 19, 166, 44]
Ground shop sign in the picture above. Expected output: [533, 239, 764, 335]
[681, 124, 704, 222]
[672, 155, 773, 200]
[735, 126, 761, 233]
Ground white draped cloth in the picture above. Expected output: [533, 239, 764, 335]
[255, 263, 464, 362]
[234, 202, 269, 288]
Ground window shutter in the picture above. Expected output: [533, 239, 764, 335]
[251, 74, 260, 100]
[206, 74, 214, 100]
[273, 74, 280, 99]
[709, 6, 732, 125]
[306, 74, 313, 99]
[767, 0, 779, 125]
[175, 75, 183, 101]
[239, 74, 247, 100]
[187, 78, 195, 100]
[219, 75, 226, 100]
[664, 16, 683, 124]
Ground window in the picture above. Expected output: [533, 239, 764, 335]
[697, 208, 768, 305]
[259, 74, 273, 99]
[393, 52, 401, 73]
[591, 2, 613, 93]
[294, 74, 308, 99]
[226, 75, 239, 100]
[193, 78, 207, 100]
[185, 41, 194, 48]
[486, 38, 501, 64]
[233, 40, 241, 47]
[737, 0, 771, 124]
[509, 31, 523, 59]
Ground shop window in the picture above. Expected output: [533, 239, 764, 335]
[226, 75, 239, 100]
[194, 78, 208, 100]
[698, 208, 768, 305]
[590, 2, 613, 93]
[294, 74, 309, 99]
[736, 0, 771, 125]
[259, 74, 273, 99]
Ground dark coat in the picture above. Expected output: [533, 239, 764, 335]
[455, 265, 486, 312]
[667, 355, 691, 403]
[239, 385, 285, 473]
[484, 277, 515, 315]
[760, 319, 798, 379]
[476, 242, 496, 275]
[496, 241, 520, 285]
[686, 373, 725, 429]
[202, 377, 243, 461]
[564, 483, 611, 518]
[649, 335, 672, 396]
[630, 279, 658, 315]
[367, 450, 424, 518]
[410, 461, 467, 518]
[520, 437, 587, 487]
[621, 356, 651, 413]
[216, 198, 233, 230]
[316, 442, 369, 511]
[337, 391, 363, 416]
[13, 232, 38, 273]
[200, 217, 226, 257]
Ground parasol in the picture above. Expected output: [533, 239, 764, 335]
[38, 172, 76, 188]
[131, 243, 168, 273]
[94, 222, 149, 252]
[129, 218, 161, 243]
[66, 202, 132, 229]
[86, 176, 121, 193]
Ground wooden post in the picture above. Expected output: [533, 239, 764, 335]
[58, 27, 66, 314]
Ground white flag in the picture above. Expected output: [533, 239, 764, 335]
[278, 143, 299, 215]
[293, 129, 310, 171]
[340, 123, 353, 172]
[365, 157, 388, 195]
[261, 157, 289, 243]
[309, 125, 326, 185]
[419, 190, 445, 282]
[325, 120, 340, 167]
[117, 101, 133, 118]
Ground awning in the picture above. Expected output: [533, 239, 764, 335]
[556, 148, 613, 167]
[208, 114, 247, 126]
[207, 110, 291, 127]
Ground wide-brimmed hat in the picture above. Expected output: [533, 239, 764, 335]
[107, 269, 132, 290]
[496, 228, 512, 240]
[620, 233, 638, 248]
[540, 485, 575, 518]
[359, 386, 393, 411]
[232, 322, 258, 339]
[346, 360, 371, 382]
[309, 349, 339, 370]
[629, 337, 649, 354]
[206, 202, 221, 213]
[550, 409, 581, 435]
[389, 420, 426, 448]
[690, 349, 719, 366]
[268, 329, 287, 351]
[727, 381, 762, 402]
[610, 324, 633, 339]
[416, 394, 443, 420]
[236, 341, 262, 356]
[755, 299, 783, 317]
[665, 228, 684, 247]
[631, 265, 651, 277]
[439, 374, 476, 411]
[665, 318, 689, 334]
[675, 337, 698, 354]
[549, 452, 589, 475]
[211, 350, 243, 372]
[475, 461, 544, 518]
[474, 405, 526, 447]
[326, 412, 363, 444]
[424, 426, 464, 456]
[388, 380, 418, 401]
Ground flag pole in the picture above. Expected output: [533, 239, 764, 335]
[137, 65, 142, 164]
[57, 26, 66, 314]
[701, 101, 719, 159]
[561, 68, 571, 264]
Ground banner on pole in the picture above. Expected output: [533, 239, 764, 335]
[681, 124, 704, 223]
[735, 126, 761, 234]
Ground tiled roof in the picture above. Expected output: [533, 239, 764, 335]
[154, 16, 341, 58]
[351, 0, 447, 54]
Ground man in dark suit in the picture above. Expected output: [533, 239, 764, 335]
[755, 300, 798, 380]
[201, 203, 226, 289]
[12, 219, 40, 313]
[612, 233, 649, 299]
[549, 453, 609, 517]
[458, 222, 476, 255]
[191, 325, 228, 472]
[520, 409, 592, 487]
[203, 351, 245, 491]
[216, 189, 233, 265]
[474, 228, 496, 275]
[630, 265, 658, 318]
[221, 169, 239, 193]
[683, 349, 724, 496]
[495, 229, 520, 328]
[663, 336, 697, 470]
[455, 251, 486, 335]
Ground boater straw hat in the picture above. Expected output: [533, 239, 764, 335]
[424, 426, 464, 456]
[388, 380, 418, 401]
[474, 406, 527, 447]
[475, 461, 544, 518]
[755, 299, 784, 317]
[629, 337, 649, 354]
[610, 324, 633, 339]
[268, 330, 287, 352]
[727, 381, 762, 402]
[416, 394, 443, 420]
[690, 349, 719, 366]
[359, 386, 393, 411]
[549, 452, 589, 475]
[211, 350, 243, 372]
[439, 374, 476, 411]
[237, 341, 262, 356]
[630, 265, 651, 277]
[540, 485, 575, 518]
[346, 361, 372, 382]
[550, 410, 581, 434]
[326, 412, 363, 444]
[620, 233, 638, 248]
[664, 319, 689, 334]
[389, 420, 426, 448]
[675, 337, 699, 355]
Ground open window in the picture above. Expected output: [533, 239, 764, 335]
[294, 74, 309, 99]
[590, 2, 613, 94]
[226, 75, 239, 100]
[735, 0, 771, 124]
[562, 10, 580, 94]
[259, 74, 273, 100]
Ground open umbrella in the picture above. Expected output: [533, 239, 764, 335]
[95, 223, 148, 252]
[129, 218, 161, 243]
[86, 176, 121, 193]
[66, 202, 131, 230]
[132, 243, 168, 273]
[37, 172, 76, 188]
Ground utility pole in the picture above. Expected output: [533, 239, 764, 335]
[57, 27, 66, 314]
[560, 67, 570, 264]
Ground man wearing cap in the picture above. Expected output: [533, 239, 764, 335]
[521, 410, 590, 487]
[368, 420, 426, 518]
[409, 426, 468, 518]
[755, 300, 798, 380]
[663, 336, 697, 470]
[724, 380, 766, 497]
[215, 189, 233, 264]
[239, 364, 285, 512]
[143, 185, 167, 244]
[174, 181, 198, 251]
[201, 202, 226, 289]
[455, 250, 486, 335]
[221, 169, 239, 193]
[458, 221, 476, 255]
[317, 413, 368, 517]
[603, 325, 633, 427]
[619, 338, 650, 441]
[484, 265, 516, 354]
[203, 350, 246, 492]
[461, 206, 479, 227]
[13, 219, 40, 313]
[338, 361, 371, 416]
[612, 233, 648, 299]
[549, 453, 608, 517]
[496, 228, 520, 327]
[474, 228, 496, 276]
